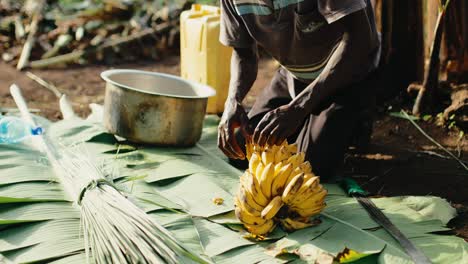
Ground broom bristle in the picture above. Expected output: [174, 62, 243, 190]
[81, 186, 178, 263]
[51, 147, 208, 264]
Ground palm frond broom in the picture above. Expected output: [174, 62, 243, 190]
[10, 84, 210, 264]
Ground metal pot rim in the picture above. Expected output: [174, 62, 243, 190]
[100, 69, 216, 99]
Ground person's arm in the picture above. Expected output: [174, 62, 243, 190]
[218, 0, 258, 159]
[227, 47, 258, 104]
[218, 46, 258, 159]
[253, 9, 377, 146]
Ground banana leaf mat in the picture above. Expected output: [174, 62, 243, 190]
[0, 115, 466, 263]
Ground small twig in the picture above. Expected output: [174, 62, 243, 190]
[382, 167, 394, 176]
[0, 107, 41, 113]
[456, 133, 464, 158]
[401, 110, 468, 171]
[352, 174, 369, 178]
[14, 15, 25, 40]
[409, 149, 451, 159]
[361, 176, 379, 187]
[16, 0, 45, 70]
[361, 168, 393, 187]
[29, 50, 85, 69]
[377, 184, 386, 195]
[25, 71, 63, 98]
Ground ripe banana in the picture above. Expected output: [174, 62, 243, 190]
[296, 176, 319, 197]
[270, 144, 281, 154]
[240, 171, 269, 206]
[290, 188, 327, 210]
[284, 153, 306, 184]
[259, 163, 275, 198]
[234, 198, 267, 225]
[293, 183, 325, 200]
[271, 163, 293, 196]
[291, 204, 324, 218]
[298, 161, 312, 174]
[287, 159, 310, 183]
[234, 195, 260, 215]
[291, 152, 305, 167]
[249, 153, 261, 174]
[301, 172, 314, 183]
[280, 217, 315, 231]
[288, 178, 320, 206]
[244, 219, 275, 236]
[252, 144, 264, 154]
[274, 161, 284, 176]
[282, 173, 305, 204]
[238, 186, 265, 212]
[261, 149, 275, 165]
[285, 170, 302, 188]
[274, 146, 289, 163]
[261, 196, 284, 220]
[285, 143, 298, 154]
[255, 162, 265, 181]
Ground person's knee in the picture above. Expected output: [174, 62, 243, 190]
[308, 153, 338, 182]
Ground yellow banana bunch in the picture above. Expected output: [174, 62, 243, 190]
[235, 141, 327, 236]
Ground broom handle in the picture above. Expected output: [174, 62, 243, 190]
[9, 84, 38, 127]
[9, 84, 61, 159]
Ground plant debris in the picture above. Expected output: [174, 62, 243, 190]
[212, 197, 224, 205]
[0, 0, 192, 69]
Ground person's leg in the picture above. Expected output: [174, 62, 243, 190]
[294, 76, 376, 181]
[295, 102, 360, 180]
[350, 71, 379, 152]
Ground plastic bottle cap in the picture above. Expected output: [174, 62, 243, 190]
[31, 127, 43, 135]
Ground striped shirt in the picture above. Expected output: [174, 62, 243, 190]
[220, 0, 379, 82]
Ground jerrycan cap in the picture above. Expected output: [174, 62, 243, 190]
[192, 4, 201, 11]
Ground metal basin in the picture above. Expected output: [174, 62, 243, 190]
[101, 69, 216, 146]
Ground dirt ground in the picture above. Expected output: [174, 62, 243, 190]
[0, 55, 467, 240]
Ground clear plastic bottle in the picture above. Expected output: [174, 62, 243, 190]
[0, 116, 43, 144]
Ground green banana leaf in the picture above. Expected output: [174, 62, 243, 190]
[0, 115, 466, 263]
[193, 218, 254, 257]
[0, 219, 80, 252]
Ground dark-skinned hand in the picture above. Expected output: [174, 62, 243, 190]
[252, 104, 307, 147]
[218, 100, 252, 160]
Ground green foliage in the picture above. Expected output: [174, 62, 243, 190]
[422, 115, 432, 121]
[389, 111, 419, 120]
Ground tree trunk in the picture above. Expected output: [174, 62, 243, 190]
[412, 8, 447, 115]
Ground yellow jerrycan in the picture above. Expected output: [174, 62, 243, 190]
[180, 4, 233, 114]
